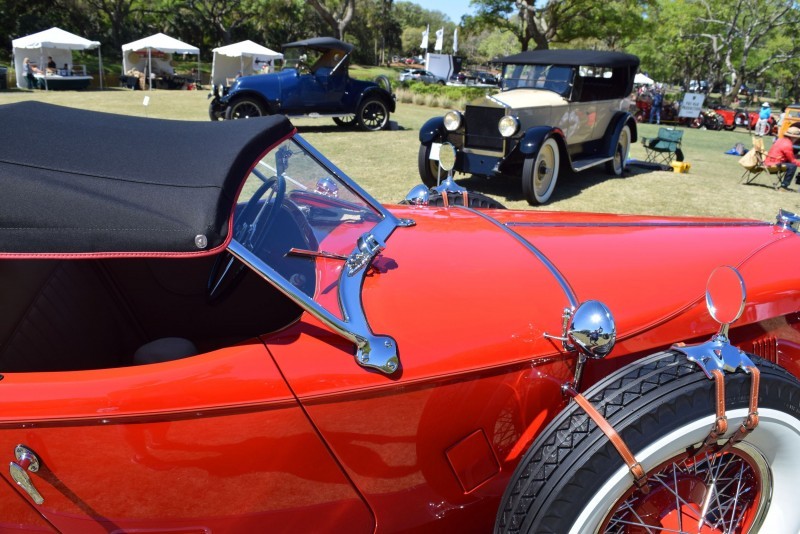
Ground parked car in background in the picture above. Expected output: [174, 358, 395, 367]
[419, 49, 640, 205]
[209, 37, 395, 131]
[399, 68, 446, 85]
[2, 100, 800, 532]
[777, 102, 800, 140]
[733, 108, 777, 134]
[472, 70, 499, 85]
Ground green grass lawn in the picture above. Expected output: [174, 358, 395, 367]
[1, 87, 794, 222]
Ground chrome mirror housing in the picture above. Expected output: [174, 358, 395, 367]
[672, 265, 754, 378]
[567, 300, 617, 359]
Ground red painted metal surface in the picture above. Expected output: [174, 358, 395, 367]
[1, 204, 799, 530]
[0, 343, 372, 531]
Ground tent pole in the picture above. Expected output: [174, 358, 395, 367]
[148, 48, 152, 90]
[41, 47, 48, 91]
[98, 47, 104, 89]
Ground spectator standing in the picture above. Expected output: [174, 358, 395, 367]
[649, 88, 663, 124]
[22, 57, 37, 89]
[756, 102, 772, 136]
[767, 126, 800, 191]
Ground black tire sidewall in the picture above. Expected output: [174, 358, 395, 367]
[496, 350, 800, 533]
[357, 98, 389, 131]
[417, 144, 440, 187]
[225, 97, 265, 120]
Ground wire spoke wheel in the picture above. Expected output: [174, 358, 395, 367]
[603, 444, 767, 533]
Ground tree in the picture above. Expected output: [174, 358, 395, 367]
[307, 0, 356, 40]
[694, 0, 800, 102]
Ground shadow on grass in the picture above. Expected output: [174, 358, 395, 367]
[448, 163, 652, 205]
[294, 120, 408, 134]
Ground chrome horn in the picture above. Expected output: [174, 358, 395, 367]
[545, 300, 617, 391]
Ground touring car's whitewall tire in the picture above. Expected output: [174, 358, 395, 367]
[605, 124, 630, 176]
[522, 137, 559, 205]
[495, 350, 800, 534]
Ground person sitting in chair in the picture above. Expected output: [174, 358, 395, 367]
[768, 126, 800, 191]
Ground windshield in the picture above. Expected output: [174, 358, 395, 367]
[232, 137, 383, 314]
[282, 46, 348, 74]
[502, 64, 574, 96]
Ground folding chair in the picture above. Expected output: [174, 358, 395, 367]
[641, 127, 684, 165]
[739, 136, 787, 186]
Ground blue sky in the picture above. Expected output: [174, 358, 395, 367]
[409, 0, 476, 23]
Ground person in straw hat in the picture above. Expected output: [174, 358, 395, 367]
[767, 126, 800, 191]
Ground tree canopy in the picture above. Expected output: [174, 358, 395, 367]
[2, 0, 800, 101]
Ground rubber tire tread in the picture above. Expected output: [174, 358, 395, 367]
[495, 350, 800, 533]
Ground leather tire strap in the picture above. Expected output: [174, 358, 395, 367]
[566, 388, 649, 490]
[462, 191, 469, 207]
[441, 191, 449, 208]
[699, 369, 729, 450]
[720, 366, 760, 451]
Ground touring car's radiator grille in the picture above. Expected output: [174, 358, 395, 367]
[464, 105, 505, 151]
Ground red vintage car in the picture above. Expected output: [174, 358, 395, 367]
[1, 101, 800, 533]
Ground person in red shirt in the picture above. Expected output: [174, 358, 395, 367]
[767, 126, 800, 190]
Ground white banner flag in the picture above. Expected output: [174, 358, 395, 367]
[453, 28, 458, 53]
[420, 25, 429, 49]
[434, 27, 444, 51]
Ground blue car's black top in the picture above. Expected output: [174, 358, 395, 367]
[0, 102, 294, 256]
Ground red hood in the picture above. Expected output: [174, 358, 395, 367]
[267, 206, 800, 394]
[361, 207, 797, 378]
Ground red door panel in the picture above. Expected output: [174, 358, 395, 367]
[0, 342, 372, 532]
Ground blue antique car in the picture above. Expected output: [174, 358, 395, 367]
[209, 37, 395, 131]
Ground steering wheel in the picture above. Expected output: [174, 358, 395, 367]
[207, 175, 286, 302]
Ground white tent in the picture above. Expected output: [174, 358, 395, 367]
[12, 27, 102, 90]
[634, 73, 655, 85]
[211, 40, 283, 88]
[122, 33, 200, 90]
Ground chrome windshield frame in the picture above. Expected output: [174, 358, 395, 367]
[230, 133, 405, 375]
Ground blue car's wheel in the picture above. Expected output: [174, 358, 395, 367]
[225, 97, 266, 120]
[357, 98, 389, 131]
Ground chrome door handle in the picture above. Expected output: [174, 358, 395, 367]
[9, 445, 44, 504]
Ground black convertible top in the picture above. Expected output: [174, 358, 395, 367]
[282, 37, 355, 54]
[497, 49, 639, 69]
[0, 102, 294, 256]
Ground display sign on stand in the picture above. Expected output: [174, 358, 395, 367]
[679, 93, 705, 119]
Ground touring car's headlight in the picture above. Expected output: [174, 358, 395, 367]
[444, 110, 463, 131]
[498, 115, 520, 137]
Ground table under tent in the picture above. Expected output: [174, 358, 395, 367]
[211, 40, 283, 91]
[12, 27, 101, 90]
[121, 33, 200, 90]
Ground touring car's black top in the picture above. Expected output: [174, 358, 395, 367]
[0, 102, 294, 256]
[497, 49, 640, 69]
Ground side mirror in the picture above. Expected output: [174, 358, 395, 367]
[706, 265, 746, 337]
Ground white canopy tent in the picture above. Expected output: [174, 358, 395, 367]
[211, 40, 283, 88]
[12, 27, 102, 90]
[634, 73, 655, 85]
[122, 33, 200, 90]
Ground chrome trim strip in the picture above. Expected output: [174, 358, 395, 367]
[507, 221, 771, 229]
[457, 206, 579, 309]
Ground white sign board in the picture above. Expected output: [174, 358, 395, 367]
[679, 93, 705, 118]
